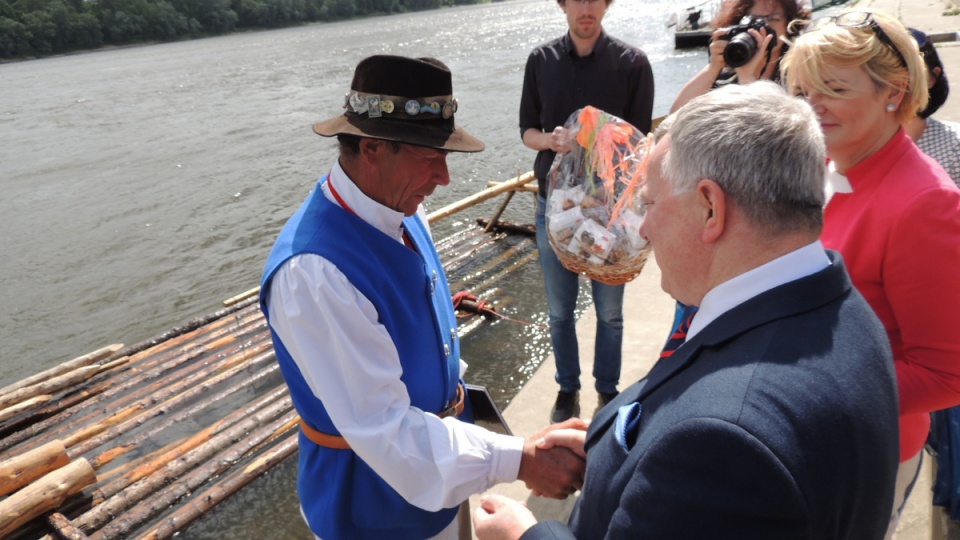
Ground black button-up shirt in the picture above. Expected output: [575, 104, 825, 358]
[519, 30, 655, 198]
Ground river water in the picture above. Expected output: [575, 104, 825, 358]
[0, 0, 706, 536]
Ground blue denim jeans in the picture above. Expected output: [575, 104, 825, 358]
[536, 195, 624, 394]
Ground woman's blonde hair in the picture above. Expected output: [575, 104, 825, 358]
[781, 10, 928, 123]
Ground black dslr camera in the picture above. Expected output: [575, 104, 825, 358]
[721, 15, 777, 68]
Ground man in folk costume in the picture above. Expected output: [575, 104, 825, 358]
[260, 55, 585, 540]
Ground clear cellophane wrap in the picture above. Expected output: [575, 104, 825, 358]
[545, 106, 653, 285]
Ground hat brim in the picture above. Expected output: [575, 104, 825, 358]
[313, 114, 484, 153]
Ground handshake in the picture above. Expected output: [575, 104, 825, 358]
[516, 418, 589, 499]
[475, 418, 590, 540]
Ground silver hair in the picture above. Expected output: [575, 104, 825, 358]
[662, 81, 826, 235]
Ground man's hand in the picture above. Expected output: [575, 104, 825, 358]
[518, 418, 588, 498]
[548, 126, 572, 153]
[536, 428, 587, 459]
[522, 127, 573, 153]
[474, 494, 538, 540]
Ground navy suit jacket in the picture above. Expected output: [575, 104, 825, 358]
[524, 252, 899, 540]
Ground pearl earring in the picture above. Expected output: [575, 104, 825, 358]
[885, 103, 896, 112]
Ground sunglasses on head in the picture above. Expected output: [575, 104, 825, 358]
[803, 11, 908, 68]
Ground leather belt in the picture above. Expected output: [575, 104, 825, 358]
[300, 382, 466, 450]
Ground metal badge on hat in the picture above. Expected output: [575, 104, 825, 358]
[367, 95, 382, 118]
[442, 99, 456, 119]
[349, 92, 369, 114]
[345, 91, 459, 120]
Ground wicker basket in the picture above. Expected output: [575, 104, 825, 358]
[544, 105, 654, 286]
[549, 235, 652, 285]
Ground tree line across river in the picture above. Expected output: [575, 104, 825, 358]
[0, 0, 489, 59]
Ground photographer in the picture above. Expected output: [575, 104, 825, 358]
[670, 0, 810, 112]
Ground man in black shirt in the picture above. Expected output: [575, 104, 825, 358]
[519, 0, 654, 423]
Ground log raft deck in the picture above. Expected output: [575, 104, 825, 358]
[0, 172, 539, 540]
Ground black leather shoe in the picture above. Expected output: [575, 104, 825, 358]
[550, 390, 580, 423]
[597, 390, 619, 411]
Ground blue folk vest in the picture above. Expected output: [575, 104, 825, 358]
[260, 176, 463, 540]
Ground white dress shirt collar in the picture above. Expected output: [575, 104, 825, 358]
[321, 159, 407, 244]
[687, 241, 831, 340]
[824, 160, 853, 205]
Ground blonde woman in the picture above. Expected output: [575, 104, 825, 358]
[782, 10, 960, 537]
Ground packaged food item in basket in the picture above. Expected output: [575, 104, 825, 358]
[545, 106, 654, 285]
[570, 219, 616, 262]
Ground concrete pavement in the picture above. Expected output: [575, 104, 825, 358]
[470, 2, 960, 537]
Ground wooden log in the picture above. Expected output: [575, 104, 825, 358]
[91, 383, 288, 489]
[73, 396, 294, 533]
[0, 458, 96, 538]
[0, 358, 128, 415]
[0, 440, 70, 497]
[0, 307, 263, 452]
[46, 513, 89, 540]
[0, 367, 99, 411]
[88, 361, 281, 470]
[475, 218, 536, 236]
[0, 345, 123, 400]
[133, 433, 299, 540]
[448, 237, 535, 292]
[483, 191, 516, 233]
[0, 378, 114, 452]
[485, 181, 539, 193]
[87, 411, 298, 540]
[0, 395, 53, 424]
[434, 224, 480, 251]
[69, 345, 276, 457]
[440, 229, 495, 261]
[457, 245, 539, 297]
[1, 313, 268, 456]
[437, 227, 487, 257]
[0, 382, 110, 452]
[61, 337, 274, 452]
[103, 296, 259, 363]
[222, 287, 260, 307]
[442, 232, 508, 275]
[427, 171, 536, 224]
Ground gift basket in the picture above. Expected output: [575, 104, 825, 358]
[545, 106, 654, 285]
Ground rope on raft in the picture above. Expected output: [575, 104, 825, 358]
[451, 290, 494, 318]
[451, 291, 543, 328]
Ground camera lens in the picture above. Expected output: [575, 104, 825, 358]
[723, 33, 758, 68]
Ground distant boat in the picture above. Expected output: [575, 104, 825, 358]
[668, 0, 719, 49]
[669, 0, 852, 50]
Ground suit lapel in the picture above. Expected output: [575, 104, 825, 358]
[586, 340, 706, 448]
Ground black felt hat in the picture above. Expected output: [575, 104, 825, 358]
[313, 55, 484, 153]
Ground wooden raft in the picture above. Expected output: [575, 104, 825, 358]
[0, 173, 538, 539]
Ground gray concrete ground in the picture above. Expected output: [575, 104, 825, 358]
[470, 2, 960, 537]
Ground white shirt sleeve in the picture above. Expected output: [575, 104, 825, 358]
[266, 254, 524, 511]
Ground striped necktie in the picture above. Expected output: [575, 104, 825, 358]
[660, 306, 698, 359]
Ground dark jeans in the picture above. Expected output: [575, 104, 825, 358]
[536, 195, 623, 394]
